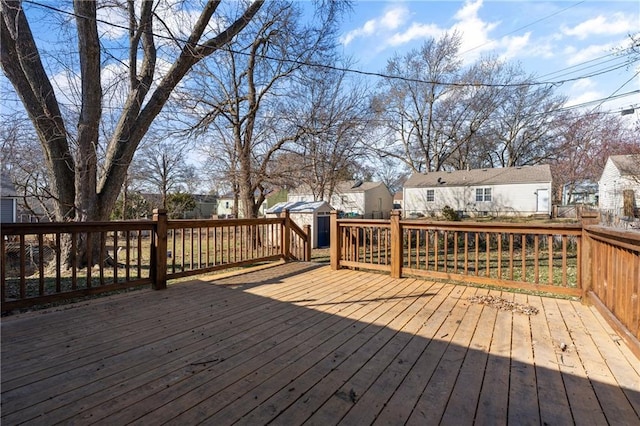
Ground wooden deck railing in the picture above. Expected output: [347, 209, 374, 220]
[331, 211, 583, 296]
[330, 210, 640, 356]
[582, 225, 640, 357]
[1, 209, 310, 312]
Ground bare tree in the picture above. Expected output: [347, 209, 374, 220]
[1, 0, 263, 224]
[2, 0, 264, 265]
[372, 32, 573, 174]
[551, 110, 640, 203]
[373, 32, 463, 173]
[180, 1, 347, 218]
[485, 78, 565, 168]
[275, 64, 373, 201]
[132, 139, 195, 209]
[0, 114, 56, 221]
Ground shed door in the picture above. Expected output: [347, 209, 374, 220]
[1, 199, 15, 223]
[537, 189, 549, 212]
[317, 216, 330, 248]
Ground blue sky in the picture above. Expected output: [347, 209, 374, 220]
[336, 0, 640, 114]
[4, 0, 638, 119]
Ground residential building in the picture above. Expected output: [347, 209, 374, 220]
[403, 165, 553, 218]
[1, 172, 17, 223]
[561, 180, 598, 206]
[288, 180, 394, 219]
[216, 191, 270, 218]
[598, 155, 640, 218]
[184, 194, 218, 219]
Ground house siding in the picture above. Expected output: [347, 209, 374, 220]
[598, 157, 640, 214]
[289, 181, 393, 219]
[330, 191, 365, 215]
[364, 185, 394, 219]
[404, 182, 552, 217]
[216, 198, 235, 217]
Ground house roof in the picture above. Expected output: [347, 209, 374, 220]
[609, 155, 640, 177]
[334, 180, 385, 193]
[192, 194, 217, 203]
[266, 201, 332, 214]
[290, 180, 386, 196]
[404, 165, 552, 188]
[1, 173, 18, 197]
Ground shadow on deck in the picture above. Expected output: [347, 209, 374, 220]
[2, 262, 639, 425]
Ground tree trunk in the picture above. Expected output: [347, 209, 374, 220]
[2, 0, 264, 268]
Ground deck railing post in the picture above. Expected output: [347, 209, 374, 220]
[580, 211, 599, 303]
[152, 209, 168, 290]
[282, 209, 291, 260]
[304, 224, 312, 261]
[390, 210, 403, 278]
[330, 211, 340, 270]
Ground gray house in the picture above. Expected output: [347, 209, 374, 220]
[403, 165, 553, 218]
[1, 173, 18, 223]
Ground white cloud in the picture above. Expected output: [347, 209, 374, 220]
[96, 4, 129, 40]
[563, 41, 618, 66]
[340, 5, 409, 45]
[561, 13, 638, 40]
[383, 0, 500, 62]
[571, 78, 597, 92]
[565, 90, 603, 108]
[387, 22, 442, 46]
[454, 0, 484, 22]
[499, 32, 531, 61]
[51, 69, 81, 107]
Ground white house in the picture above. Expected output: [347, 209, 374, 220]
[403, 165, 553, 218]
[562, 180, 598, 205]
[216, 193, 236, 218]
[1, 172, 18, 223]
[265, 201, 333, 248]
[288, 180, 394, 219]
[598, 155, 640, 217]
[216, 192, 269, 218]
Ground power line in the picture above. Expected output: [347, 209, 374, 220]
[537, 51, 625, 79]
[589, 70, 640, 112]
[556, 89, 640, 112]
[20, 0, 639, 91]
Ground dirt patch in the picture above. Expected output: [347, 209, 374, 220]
[467, 294, 539, 315]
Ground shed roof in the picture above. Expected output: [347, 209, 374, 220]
[404, 165, 552, 188]
[266, 200, 332, 214]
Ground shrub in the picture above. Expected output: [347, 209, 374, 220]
[442, 205, 461, 221]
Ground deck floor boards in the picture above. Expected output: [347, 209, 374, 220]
[2, 262, 639, 425]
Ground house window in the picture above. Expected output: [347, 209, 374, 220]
[426, 189, 435, 202]
[476, 188, 491, 202]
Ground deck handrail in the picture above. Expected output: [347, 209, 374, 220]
[1, 209, 310, 311]
[581, 224, 640, 358]
[330, 210, 640, 356]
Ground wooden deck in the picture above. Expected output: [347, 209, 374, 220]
[2, 262, 639, 425]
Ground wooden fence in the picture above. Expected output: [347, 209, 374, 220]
[1, 209, 310, 312]
[330, 211, 640, 356]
